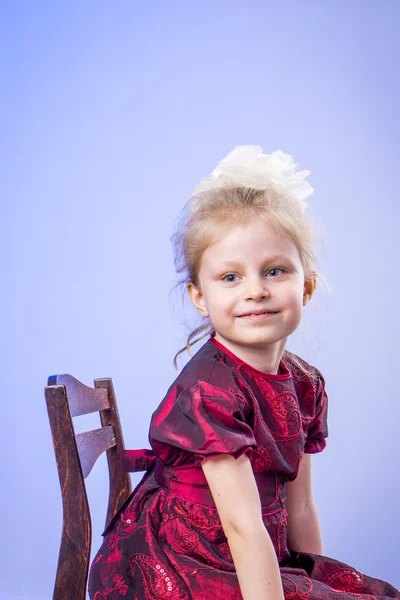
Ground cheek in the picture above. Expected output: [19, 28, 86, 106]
[282, 283, 303, 304]
[284, 288, 305, 320]
[206, 293, 227, 315]
[211, 289, 235, 308]
[284, 297, 304, 330]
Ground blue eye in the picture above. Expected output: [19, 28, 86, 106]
[222, 274, 238, 283]
[267, 268, 284, 277]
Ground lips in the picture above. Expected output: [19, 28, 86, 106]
[238, 310, 278, 317]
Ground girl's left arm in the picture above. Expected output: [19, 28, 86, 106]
[285, 453, 324, 555]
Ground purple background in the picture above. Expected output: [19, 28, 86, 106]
[1, 1, 399, 597]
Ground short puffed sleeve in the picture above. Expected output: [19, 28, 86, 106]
[150, 380, 258, 466]
[304, 368, 329, 454]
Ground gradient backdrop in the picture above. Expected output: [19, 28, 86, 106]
[1, 1, 399, 598]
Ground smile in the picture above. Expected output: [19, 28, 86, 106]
[237, 311, 278, 319]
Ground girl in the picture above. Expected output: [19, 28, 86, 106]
[88, 146, 399, 599]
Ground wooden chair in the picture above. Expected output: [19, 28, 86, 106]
[45, 374, 133, 600]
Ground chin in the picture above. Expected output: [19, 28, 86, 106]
[231, 334, 280, 347]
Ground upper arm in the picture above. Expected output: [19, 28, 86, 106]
[285, 452, 314, 516]
[201, 453, 264, 536]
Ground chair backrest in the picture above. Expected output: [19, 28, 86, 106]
[44, 374, 132, 600]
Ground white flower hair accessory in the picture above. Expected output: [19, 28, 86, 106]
[190, 145, 313, 212]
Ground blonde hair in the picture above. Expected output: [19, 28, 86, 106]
[171, 186, 318, 375]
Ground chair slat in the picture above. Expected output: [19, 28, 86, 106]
[45, 384, 90, 600]
[48, 374, 109, 417]
[76, 427, 116, 478]
[95, 378, 132, 529]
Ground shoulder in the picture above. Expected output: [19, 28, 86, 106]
[175, 338, 220, 382]
[152, 339, 249, 425]
[171, 337, 246, 396]
[284, 351, 326, 394]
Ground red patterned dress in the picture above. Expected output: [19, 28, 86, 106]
[88, 335, 400, 599]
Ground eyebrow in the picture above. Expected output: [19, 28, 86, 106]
[218, 256, 293, 268]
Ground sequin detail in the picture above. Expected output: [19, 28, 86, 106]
[323, 568, 363, 592]
[130, 554, 174, 599]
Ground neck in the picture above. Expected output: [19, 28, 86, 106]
[213, 333, 287, 375]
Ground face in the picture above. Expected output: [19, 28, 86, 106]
[188, 213, 316, 369]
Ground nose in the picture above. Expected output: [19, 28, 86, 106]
[244, 275, 270, 301]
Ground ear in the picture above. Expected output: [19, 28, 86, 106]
[187, 281, 209, 317]
[303, 271, 317, 306]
